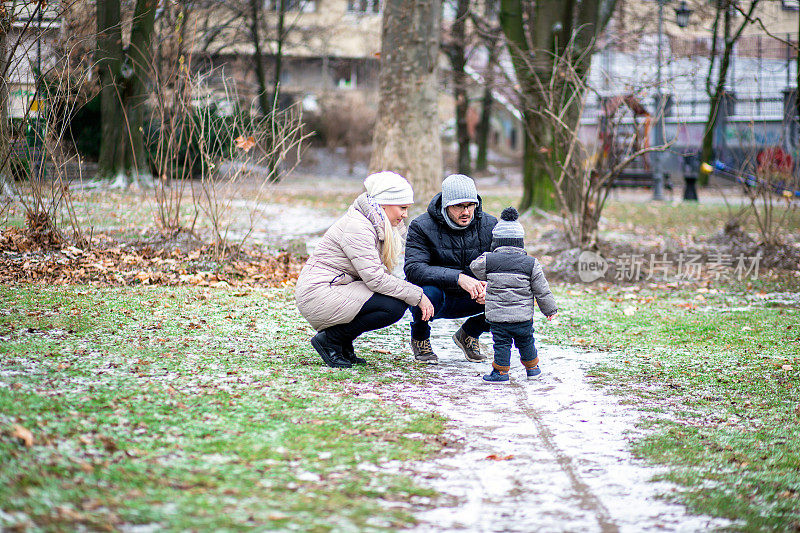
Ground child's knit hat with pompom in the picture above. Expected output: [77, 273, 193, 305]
[491, 207, 524, 249]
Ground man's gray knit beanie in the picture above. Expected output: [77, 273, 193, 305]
[441, 174, 479, 208]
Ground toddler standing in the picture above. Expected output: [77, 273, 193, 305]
[469, 207, 558, 382]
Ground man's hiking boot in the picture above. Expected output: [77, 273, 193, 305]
[311, 331, 352, 369]
[342, 340, 367, 365]
[453, 327, 485, 362]
[411, 338, 438, 365]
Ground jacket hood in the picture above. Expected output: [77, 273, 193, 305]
[426, 192, 485, 229]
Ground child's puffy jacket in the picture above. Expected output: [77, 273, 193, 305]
[470, 246, 558, 323]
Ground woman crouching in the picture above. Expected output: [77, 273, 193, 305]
[295, 172, 434, 368]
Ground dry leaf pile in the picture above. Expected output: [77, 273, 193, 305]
[0, 227, 303, 287]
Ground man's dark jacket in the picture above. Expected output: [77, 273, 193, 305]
[404, 193, 497, 293]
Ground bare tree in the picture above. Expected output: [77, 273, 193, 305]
[471, 1, 502, 173]
[519, 44, 666, 247]
[443, 0, 472, 175]
[370, 0, 443, 201]
[0, 2, 13, 196]
[698, 0, 759, 186]
[499, 0, 616, 211]
[95, 0, 156, 187]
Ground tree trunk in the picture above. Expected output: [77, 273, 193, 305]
[96, 0, 155, 187]
[474, 84, 493, 172]
[475, 37, 496, 173]
[699, 0, 759, 186]
[370, 0, 442, 201]
[499, 0, 614, 211]
[248, 0, 272, 115]
[520, 109, 557, 210]
[700, 49, 734, 186]
[499, 0, 557, 211]
[448, 0, 471, 175]
[273, 0, 286, 107]
[0, 11, 14, 196]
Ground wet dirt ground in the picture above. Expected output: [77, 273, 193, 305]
[381, 318, 732, 533]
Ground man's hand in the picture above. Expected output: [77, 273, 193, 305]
[458, 274, 485, 300]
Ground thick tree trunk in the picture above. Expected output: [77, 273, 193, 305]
[500, 0, 613, 211]
[699, 0, 759, 186]
[520, 109, 557, 210]
[499, 0, 557, 211]
[370, 0, 442, 201]
[96, 0, 155, 187]
[449, 0, 471, 175]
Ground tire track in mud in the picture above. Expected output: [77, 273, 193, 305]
[511, 381, 618, 533]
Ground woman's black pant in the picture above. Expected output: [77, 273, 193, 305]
[323, 293, 408, 345]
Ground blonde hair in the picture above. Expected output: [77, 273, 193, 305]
[380, 211, 403, 272]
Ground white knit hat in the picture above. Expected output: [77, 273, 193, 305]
[364, 171, 415, 205]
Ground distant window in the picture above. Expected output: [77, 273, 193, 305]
[268, 0, 316, 12]
[347, 0, 381, 13]
[782, 0, 799, 10]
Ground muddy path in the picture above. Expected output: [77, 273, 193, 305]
[380, 318, 731, 532]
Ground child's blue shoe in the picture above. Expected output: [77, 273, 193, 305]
[526, 365, 542, 378]
[483, 369, 509, 382]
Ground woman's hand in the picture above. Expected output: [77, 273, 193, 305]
[418, 294, 434, 321]
[458, 274, 485, 300]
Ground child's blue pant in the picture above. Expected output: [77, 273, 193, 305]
[488, 319, 538, 371]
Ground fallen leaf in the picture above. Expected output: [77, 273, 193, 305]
[485, 454, 514, 461]
[98, 435, 118, 453]
[235, 135, 256, 152]
[11, 424, 33, 447]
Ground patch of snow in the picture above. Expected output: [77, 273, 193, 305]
[376, 318, 734, 532]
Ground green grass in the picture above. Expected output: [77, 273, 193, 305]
[601, 199, 800, 240]
[0, 285, 444, 531]
[543, 283, 800, 530]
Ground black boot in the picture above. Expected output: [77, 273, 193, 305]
[342, 340, 367, 365]
[311, 331, 352, 368]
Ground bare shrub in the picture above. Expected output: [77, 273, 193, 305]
[191, 81, 309, 256]
[313, 92, 376, 174]
[1, 0, 92, 248]
[747, 153, 799, 247]
[511, 41, 670, 249]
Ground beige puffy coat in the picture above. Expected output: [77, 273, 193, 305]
[295, 193, 423, 331]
